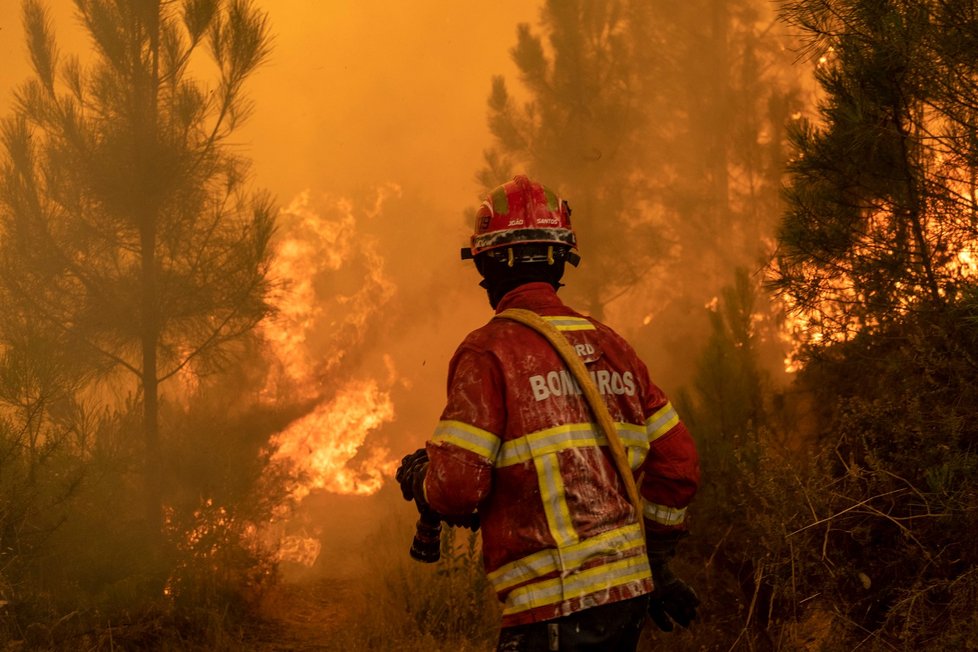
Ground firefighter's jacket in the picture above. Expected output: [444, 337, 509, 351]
[424, 282, 701, 627]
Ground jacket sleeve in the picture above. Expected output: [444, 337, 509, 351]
[423, 343, 504, 517]
[637, 378, 701, 536]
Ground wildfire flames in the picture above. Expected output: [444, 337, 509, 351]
[260, 188, 400, 497]
[270, 379, 397, 498]
[776, 236, 978, 374]
[247, 187, 402, 565]
[161, 189, 405, 579]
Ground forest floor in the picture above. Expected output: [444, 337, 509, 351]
[245, 577, 358, 652]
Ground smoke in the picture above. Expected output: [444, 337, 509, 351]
[0, 0, 540, 214]
[226, 3, 545, 563]
[0, 0, 541, 577]
[0, 0, 807, 583]
[256, 183, 488, 574]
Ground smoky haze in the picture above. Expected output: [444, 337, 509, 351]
[0, 0, 543, 573]
[0, 0, 799, 583]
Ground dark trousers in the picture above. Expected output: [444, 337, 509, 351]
[496, 595, 648, 652]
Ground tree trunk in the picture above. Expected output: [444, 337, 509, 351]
[138, 0, 164, 533]
[706, 0, 732, 287]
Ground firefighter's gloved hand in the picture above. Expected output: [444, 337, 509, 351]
[648, 571, 699, 631]
[647, 535, 699, 631]
[395, 448, 428, 503]
[396, 448, 480, 531]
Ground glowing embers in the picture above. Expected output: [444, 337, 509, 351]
[777, 280, 856, 374]
[775, 199, 978, 373]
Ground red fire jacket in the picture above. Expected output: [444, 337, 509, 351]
[424, 282, 700, 627]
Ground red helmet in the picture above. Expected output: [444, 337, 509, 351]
[461, 175, 580, 266]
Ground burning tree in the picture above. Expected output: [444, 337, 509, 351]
[760, 1, 978, 646]
[0, 0, 274, 544]
[774, 0, 978, 345]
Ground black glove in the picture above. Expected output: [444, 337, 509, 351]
[648, 571, 699, 631]
[647, 536, 699, 631]
[395, 447, 480, 531]
[396, 448, 428, 504]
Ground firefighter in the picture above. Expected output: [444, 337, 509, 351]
[397, 175, 700, 651]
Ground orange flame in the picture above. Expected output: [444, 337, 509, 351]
[270, 379, 397, 498]
[259, 187, 401, 502]
[776, 207, 978, 374]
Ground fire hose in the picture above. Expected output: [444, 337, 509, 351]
[397, 307, 645, 562]
[494, 308, 645, 539]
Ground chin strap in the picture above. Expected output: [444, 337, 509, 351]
[493, 308, 645, 540]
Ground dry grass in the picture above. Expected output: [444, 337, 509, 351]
[311, 512, 499, 652]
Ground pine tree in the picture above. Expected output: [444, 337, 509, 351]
[480, 0, 802, 327]
[773, 0, 978, 348]
[767, 2, 978, 645]
[639, 0, 802, 385]
[652, 0, 802, 282]
[0, 0, 274, 531]
[478, 0, 665, 319]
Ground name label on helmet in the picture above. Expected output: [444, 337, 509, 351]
[529, 369, 636, 402]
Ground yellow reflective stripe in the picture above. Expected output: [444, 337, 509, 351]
[616, 422, 646, 444]
[643, 501, 687, 526]
[498, 423, 599, 467]
[501, 553, 651, 617]
[542, 315, 596, 331]
[616, 422, 649, 469]
[497, 422, 648, 468]
[535, 454, 578, 547]
[646, 402, 679, 441]
[488, 522, 645, 591]
[627, 447, 644, 470]
[432, 420, 501, 460]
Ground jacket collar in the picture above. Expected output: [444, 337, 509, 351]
[494, 282, 568, 314]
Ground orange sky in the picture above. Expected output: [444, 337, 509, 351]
[0, 1, 540, 211]
[0, 0, 551, 563]
[0, 0, 544, 424]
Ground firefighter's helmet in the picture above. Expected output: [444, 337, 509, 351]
[461, 175, 580, 267]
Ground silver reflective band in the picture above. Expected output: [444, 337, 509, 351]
[488, 522, 645, 591]
[643, 501, 687, 526]
[498, 423, 599, 466]
[432, 420, 501, 460]
[646, 403, 679, 441]
[502, 553, 651, 616]
[497, 422, 649, 468]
